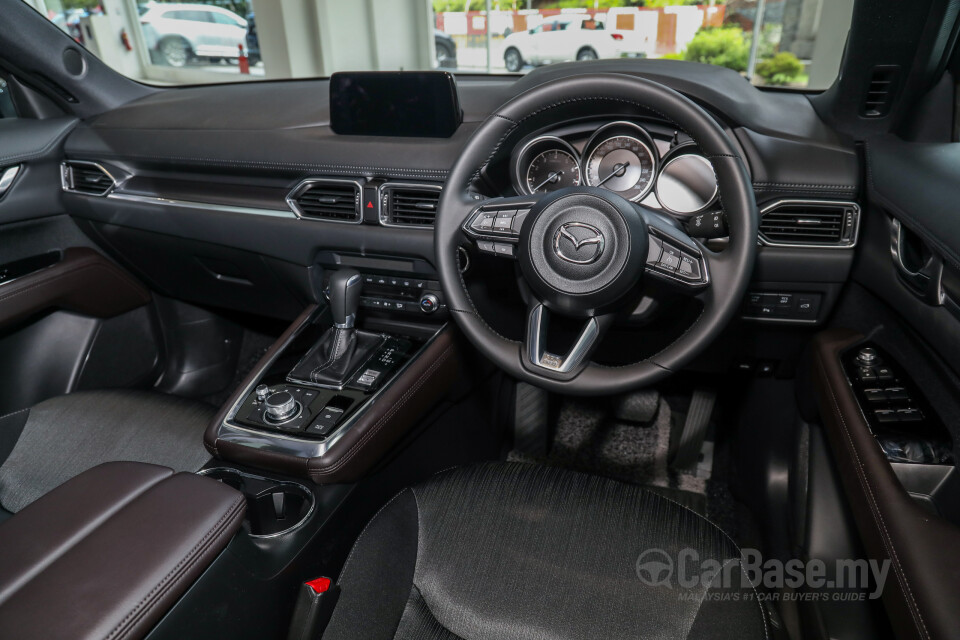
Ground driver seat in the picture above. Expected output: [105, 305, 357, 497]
[322, 463, 768, 640]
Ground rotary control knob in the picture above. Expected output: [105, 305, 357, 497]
[255, 384, 270, 402]
[264, 391, 298, 422]
[419, 293, 439, 314]
[856, 347, 880, 367]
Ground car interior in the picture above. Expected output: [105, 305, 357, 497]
[1, 0, 959, 638]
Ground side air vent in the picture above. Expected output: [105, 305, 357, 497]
[286, 179, 362, 222]
[759, 200, 860, 248]
[379, 183, 442, 228]
[861, 65, 900, 118]
[61, 161, 116, 196]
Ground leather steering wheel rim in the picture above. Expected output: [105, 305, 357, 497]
[436, 73, 757, 395]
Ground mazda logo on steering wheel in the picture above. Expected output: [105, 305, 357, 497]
[553, 222, 605, 265]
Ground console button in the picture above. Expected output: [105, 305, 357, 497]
[306, 406, 345, 437]
[885, 387, 910, 401]
[875, 366, 895, 381]
[863, 388, 887, 403]
[419, 294, 439, 314]
[796, 295, 817, 316]
[775, 294, 793, 307]
[896, 407, 923, 422]
[874, 409, 899, 423]
[856, 367, 877, 382]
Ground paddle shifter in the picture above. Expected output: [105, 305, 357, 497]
[286, 268, 383, 387]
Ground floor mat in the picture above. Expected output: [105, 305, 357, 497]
[509, 394, 722, 519]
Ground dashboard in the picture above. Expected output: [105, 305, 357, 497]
[57, 59, 861, 334]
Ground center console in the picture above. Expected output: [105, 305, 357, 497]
[204, 268, 461, 484]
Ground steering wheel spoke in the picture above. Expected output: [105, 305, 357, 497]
[524, 303, 613, 376]
[461, 195, 539, 260]
[636, 204, 710, 295]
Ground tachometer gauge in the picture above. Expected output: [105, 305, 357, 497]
[526, 148, 582, 194]
[512, 136, 583, 196]
[583, 122, 658, 202]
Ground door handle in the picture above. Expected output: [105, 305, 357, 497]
[0, 165, 20, 198]
[889, 217, 945, 306]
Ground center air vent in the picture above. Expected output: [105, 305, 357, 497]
[61, 161, 116, 196]
[287, 179, 362, 222]
[380, 183, 442, 227]
[759, 200, 860, 247]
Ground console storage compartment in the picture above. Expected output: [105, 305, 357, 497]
[0, 462, 245, 640]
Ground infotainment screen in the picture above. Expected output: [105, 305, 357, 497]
[329, 71, 462, 138]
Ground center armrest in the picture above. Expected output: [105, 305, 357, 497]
[0, 461, 245, 640]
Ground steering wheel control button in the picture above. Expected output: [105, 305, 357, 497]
[494, 212, 516, 230]
[512, 210, 530, 231]
[646, 236, 663, 265]
[477, 240, 496, 254]
[493, 243, 515, 257]
[677, 253, 702, 280]
[657, 244, 682, 272]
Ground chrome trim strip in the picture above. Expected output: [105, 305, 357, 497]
[216, 315, 447, 459]
[106, 192, 296, 218]
[758, 198, 860, 249]
[526, 304, 599, 373]
[286, 177, 364, 224]
[377, 181, 442, 229]
[0, 165, 21, 197]
[61, 160, 118, 196]
[197, 467, 316, 539]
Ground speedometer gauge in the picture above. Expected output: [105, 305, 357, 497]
[583, 122, 658, 202]
[526, 149, 581, 194]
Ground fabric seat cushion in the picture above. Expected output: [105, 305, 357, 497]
[0, 390, 213, 512]
[324, 462, 768, 640]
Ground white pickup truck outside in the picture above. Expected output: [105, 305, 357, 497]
[502, 15, 645, 72]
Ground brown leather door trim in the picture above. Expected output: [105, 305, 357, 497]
[811, 329, 960, 640]
[0, 247, 151, 330]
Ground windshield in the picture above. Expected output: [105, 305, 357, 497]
[29, 0, 853, 91]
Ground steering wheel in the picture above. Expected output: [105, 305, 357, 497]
[436, 74, 757, 395]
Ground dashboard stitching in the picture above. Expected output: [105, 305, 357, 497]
[753, 182, 855, 189]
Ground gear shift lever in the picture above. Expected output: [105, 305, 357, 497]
[328, 268, 363, 329]
[288, 269, 383, 387]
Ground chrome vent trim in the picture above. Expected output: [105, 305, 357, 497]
[378, 182, 442, 228]
[61, 161, 116, 196]
[759, 199, 860, 248]
[286, 178, 363, 223]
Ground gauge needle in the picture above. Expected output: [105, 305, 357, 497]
[532, 171, 563, 192]
[596, 162, 629, 187]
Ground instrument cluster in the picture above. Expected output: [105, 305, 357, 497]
[510, 120, 720, 220]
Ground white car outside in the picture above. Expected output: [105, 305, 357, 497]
[140, 3, 248, 67]
[502, 15, 643, 71]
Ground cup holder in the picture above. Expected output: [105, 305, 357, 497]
[200, 468, 315, 537]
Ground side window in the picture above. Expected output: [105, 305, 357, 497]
[0, 78, 16, 119]
[212, 13, 240, 27]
